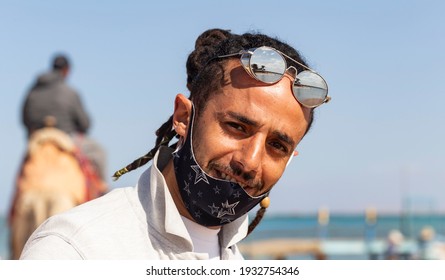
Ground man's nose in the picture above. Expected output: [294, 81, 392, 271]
[233, 135, 264, 175]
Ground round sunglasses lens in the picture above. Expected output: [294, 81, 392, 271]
[293, 71, 328, 108]
[250, 47, 285, 83]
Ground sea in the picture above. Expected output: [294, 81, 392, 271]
[1, 213, 444, 260]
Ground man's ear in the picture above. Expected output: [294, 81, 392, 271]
[173, 94, 192, 137]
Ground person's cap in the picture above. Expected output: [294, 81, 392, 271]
[52, 54, 70, 70]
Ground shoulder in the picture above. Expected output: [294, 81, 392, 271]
[21, 186, 144, 257]
[57, 82, 79, 97]
[43, 186, 141, 233]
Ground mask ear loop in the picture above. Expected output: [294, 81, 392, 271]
[286, 154, 294, 167]
[286, 150, 298, 167]
[173, 102, 196, 154]
[172, 130, 184, 153]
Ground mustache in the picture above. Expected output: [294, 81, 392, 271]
[207, 161, 264, 191]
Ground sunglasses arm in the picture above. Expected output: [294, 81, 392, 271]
[216, 51, 245, 59]
[279, 51, 318, 73]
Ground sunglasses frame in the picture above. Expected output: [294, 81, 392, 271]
[218, 46, 330, 108]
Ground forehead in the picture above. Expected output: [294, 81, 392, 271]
[201, 59, 311, 142]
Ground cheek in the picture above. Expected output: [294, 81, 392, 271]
[193, 131, 234, 166]
[263, 161, 287, 187]
[191, 119, 225, 166]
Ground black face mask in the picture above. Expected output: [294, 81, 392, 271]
[172, 108, 267, 227]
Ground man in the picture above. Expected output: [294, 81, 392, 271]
[22, 54, 90, 138]
[22, 54, 106, 180]
[20, 29, 330, 259]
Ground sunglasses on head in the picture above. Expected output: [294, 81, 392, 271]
[218, 46, 330, 108]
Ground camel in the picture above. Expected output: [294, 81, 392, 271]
[9, 127, 107, 259]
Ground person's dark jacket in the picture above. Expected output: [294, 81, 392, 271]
[22, 70, 90, 137]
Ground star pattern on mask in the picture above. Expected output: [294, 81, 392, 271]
[213, 185, 221, 194]
[183, 181, 191, 195]
[197, 191, 203, 198]
[194, 211, 202, 219]
[208, 203, 219, 215]
[191, 165, 210, 184]
[233, 191, 241, 198]
[188, 172, 193, 181]
[217, 200, 240, 218]
[220, 217, 233, 224]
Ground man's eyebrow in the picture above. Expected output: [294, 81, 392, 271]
[226, 111, 259, 127]
[273, 131, 296, 148]
[225, 111, 296, 148]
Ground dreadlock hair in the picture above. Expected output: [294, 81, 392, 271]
[112, 28, 316, 235]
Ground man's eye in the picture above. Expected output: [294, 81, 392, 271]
[269, 141, 288, 153]
[227, 122, 245, 132]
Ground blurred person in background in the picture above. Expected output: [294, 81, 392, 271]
[22, 54, 106, 180]
[9, 54, 107, 259]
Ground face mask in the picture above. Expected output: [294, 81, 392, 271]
[173, 107, 267, 227]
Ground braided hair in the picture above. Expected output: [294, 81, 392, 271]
[113, 28, 315, 236]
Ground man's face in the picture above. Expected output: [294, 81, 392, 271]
[191, 59, 311, 197]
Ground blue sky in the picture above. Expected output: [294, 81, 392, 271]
[1, 0, 444, 216]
